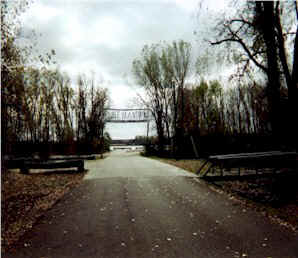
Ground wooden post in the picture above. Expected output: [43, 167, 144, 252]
[146, 120, 149, 139]
[190, 135, 199, 158]
[101, 127, 104, 159]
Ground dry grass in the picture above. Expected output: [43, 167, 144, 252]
[1, 168, 86, 252]
[152, 157, 204, 174]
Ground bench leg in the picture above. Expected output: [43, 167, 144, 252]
[20, 166, 29, 174]
[196, 160, 209, 175]
[77, 162, 84, 172]
[202, 164, 215, 177]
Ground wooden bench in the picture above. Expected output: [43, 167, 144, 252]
[20, 159, 84, 174]
[5, 155, 96, 170]
[197, 151, 297, 177]
[49, 155, 96, 161]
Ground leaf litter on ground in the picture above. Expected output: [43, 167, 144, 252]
[155, 157, 298, 231]
[1, 168, 86, 252]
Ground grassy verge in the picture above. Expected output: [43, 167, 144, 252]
[1, 168, 86, 252]
[152, 156, 298, 231]
[149, 156, 204, 174]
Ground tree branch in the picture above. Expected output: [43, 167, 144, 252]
[230, 19, 254, 28]
[210, 37, 268, 73]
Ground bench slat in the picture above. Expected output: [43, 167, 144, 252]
[210, 152, 296, 161]
[21, 160, 84, 174]
[209, 151, 283, 159]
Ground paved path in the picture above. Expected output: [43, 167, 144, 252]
[4, 151, 298, 258]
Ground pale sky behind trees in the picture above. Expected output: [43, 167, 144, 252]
[19, 0, 227, 139]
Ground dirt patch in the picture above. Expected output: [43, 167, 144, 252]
[1, 168, 86, 252]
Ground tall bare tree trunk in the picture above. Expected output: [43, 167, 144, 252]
[256, 2, 281, 141]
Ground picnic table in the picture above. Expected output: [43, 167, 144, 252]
[197, 151, 297, 177]
[3, 156, 87, 174]
[20, 159, 84, 174]
[4, 155, 96, 170]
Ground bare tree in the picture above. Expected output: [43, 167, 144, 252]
[132, 40, 191, 155]
[209, 1, 297, 148]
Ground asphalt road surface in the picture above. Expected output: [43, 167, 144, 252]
[4, 151, 298, 258]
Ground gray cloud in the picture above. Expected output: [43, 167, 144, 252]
[21, 0, 198, 78]
[20, 0, 218, 139]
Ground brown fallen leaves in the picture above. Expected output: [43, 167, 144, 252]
[157, 157, 298, 231]
[217, 174, 298, 231]
[1, 168, 86, 252]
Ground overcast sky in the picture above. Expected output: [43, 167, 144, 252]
[20, 0, 226, 139]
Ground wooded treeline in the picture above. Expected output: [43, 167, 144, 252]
[211, 0, 298, 151]
[1, 0, 110, 158]
[133, 49, 276, 157]
[2, 0, 297, 158]
[3, 67, 109, 157]
[133, 1, 297, 157]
